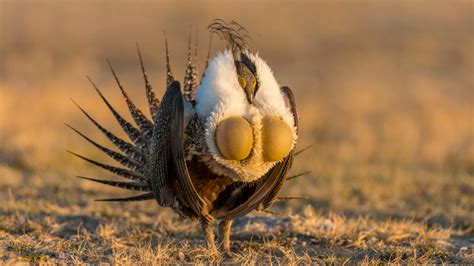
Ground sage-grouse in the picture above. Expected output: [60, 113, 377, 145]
[68, 20, 304, 253]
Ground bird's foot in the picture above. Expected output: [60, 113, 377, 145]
[218, 220, 233, 256]
[201, 220, 218, 255]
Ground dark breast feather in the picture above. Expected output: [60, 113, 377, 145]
[210, 153, 294, 220]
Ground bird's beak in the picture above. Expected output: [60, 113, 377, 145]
[245, 86, 255, 104]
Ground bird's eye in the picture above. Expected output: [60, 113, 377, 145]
[238, 76, 247, 88]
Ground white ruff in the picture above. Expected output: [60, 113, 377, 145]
[194, 50, 297, 182]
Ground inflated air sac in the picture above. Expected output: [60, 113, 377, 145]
[216, 116, 253, 160]
[262, 116, 293, 161]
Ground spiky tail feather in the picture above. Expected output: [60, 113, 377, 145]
[287, 171, 311, 181]
[69, 44, 179, 201]
[87, 76, 144, 147]
[294, 144, 312, 156]
[136, 43, 160, 120]
[106, 59, 153, 136]
[164, 31, 174, 86]
[95, 192, 155, 202]
[183, 25, 199, 102]
[70, 99, 145, 164]
[77, 176, 150, 192]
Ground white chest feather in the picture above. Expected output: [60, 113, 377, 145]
[193, 51, 297, 182]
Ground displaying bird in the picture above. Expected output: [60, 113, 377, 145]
[67, 20, 305, 253]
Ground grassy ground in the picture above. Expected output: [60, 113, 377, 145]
[0, 0, 473, 263]
[0, 177, 471, 264]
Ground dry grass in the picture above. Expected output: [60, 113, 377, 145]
[1, 182, 470, 264]
[0, 0, 473, 263]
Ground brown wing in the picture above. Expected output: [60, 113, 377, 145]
[280, 86, 298, 131]
[148, 80, 211, 221]
[212, 86, 298, 219]
[212, 154, 294, 220]
[148, 81, 210, 221]
[168, 82, 212, 222]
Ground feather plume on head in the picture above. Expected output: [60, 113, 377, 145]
[208, 19, 250, 55]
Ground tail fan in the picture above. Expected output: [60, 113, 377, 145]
[70, 99, 145, 165]
[65, 123, 142, 173]
[200, 34, 213, 84]
[77, 176, 150, 192]
[95, 192, 155, 202]
[164, 31, 174, 86]
[106, 59, 153, 137]
[275, 196, 308, 201]
[287, 171, 311, 181]
[136, 44, 160, 120]
[87, 76, 144, 147]
[67, 150, 146, 182]
[70, 50, 166, 204]
[294, 144, 312, 156]
[183, 26, 198, 102]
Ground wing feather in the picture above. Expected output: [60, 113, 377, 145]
[213, 154, 293, 219]
[281, 86, 298, 130]
[147, 81, 209, 221]
[169, 83, 211, 221]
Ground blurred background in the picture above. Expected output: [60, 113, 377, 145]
[0, 0, 472, 228]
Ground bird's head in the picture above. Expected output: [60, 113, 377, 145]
[194, 49, 297, 182]
[235, 53, 258, 104]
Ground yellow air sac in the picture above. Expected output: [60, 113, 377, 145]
[262, 117, 293, 161]
[216, 116, 253, 160]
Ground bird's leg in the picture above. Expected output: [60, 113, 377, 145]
[201, 219, 217, 253]
[218, 220, 233, 253]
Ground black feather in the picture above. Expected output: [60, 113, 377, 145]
[106, 59, 153, 136]
[287, 171, 311, 181]
[67, 150, 146, 182]
[164, 30, 174, 87]
[183, 26, 198, 102]
[70, 99, 145, 165]
[87, 76, 144, 147]
[65, 123, 143, 173]
[200, 34, 213, 84]
[95, 192, 155, 202]
[136, 44, 160, 120]
[276, 196, 307, 201]
[294, 144, 312, 156]
[77, 176, 150, 192]
[207, 19, 249, 52]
